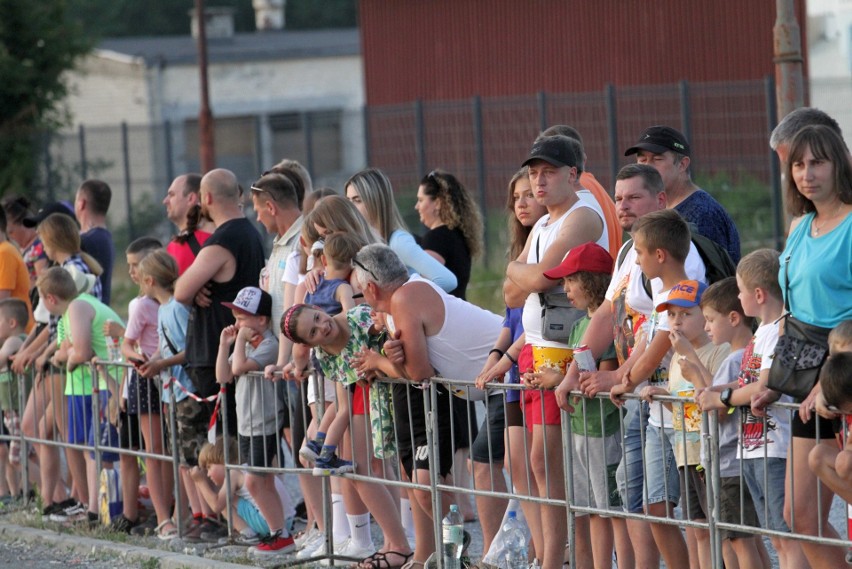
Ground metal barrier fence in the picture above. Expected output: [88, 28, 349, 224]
[1, 364, 851, 568]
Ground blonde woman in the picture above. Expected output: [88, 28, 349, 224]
[345, 168, 457, 293]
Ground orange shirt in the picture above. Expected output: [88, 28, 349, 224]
[580, 171, 622, 260]
[0, 240, 34, 332]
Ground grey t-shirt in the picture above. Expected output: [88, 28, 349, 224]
[702, 348, 745, 477]
[233, 329, 279, 437]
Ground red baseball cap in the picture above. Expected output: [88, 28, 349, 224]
[543, 242, 613, 280]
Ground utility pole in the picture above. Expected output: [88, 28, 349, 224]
[773, 0, 805, 120]
[196, 0, 215, 173]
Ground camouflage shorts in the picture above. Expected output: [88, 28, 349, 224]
[165, 397, 211, 467]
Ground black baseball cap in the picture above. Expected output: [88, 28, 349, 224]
[624, 126, 691, 157]
[22, 201, 77, 228]
[521, 135, 581, 169]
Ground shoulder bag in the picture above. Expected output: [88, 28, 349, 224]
[536, 237, 585, 343]
[766, 253, 832, 400]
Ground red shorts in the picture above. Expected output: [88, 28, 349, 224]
[351, 383, 369, 416]
[520, 344, 573, 431]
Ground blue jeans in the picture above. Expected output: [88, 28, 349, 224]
[616, 399, 648, 513]
[644, 424, 680, 507]
[741, 457, 790, 532]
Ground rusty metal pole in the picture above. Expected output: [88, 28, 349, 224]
[196, 0, 215, 173]
[773, 0, 805, 120]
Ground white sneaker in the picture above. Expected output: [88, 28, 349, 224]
[312, 536, 360, 564]
[296, 531, 330, 560]
[295, 526, 321, 550]
[330, 537, 376, 562]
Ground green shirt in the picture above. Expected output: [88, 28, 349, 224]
[57, 293, 123, 396]
[568, 316, 622, 437]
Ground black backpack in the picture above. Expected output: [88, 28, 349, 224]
[617, 231, 737, 298]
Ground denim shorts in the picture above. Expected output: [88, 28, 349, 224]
[741, 457, 790, 533]
[471, 394, 506, 463]
[644, 424, 680, 507]
[616, 399, 647, 513]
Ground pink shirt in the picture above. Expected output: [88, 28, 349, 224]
[125, 296, 160, 357]
[166, 230, 211, 275]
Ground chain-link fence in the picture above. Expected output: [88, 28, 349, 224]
[15, 77, 852, 263]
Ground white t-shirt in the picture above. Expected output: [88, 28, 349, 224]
[522, 200, 608, 348]
[281, 250, 303, 287]
[738, 323, 790, 460]
[605, 242, 707, 308]
[645, 289, 676, 428]
[605, 240, 706, 423]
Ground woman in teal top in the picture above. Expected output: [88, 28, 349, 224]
[777, 124, 852, 568]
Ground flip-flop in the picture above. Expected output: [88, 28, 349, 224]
[353, 550, 413, 569]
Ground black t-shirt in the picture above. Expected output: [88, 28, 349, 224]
[421, 225, 471, 300]
[185, 217, 265, 369]
[81, 227, 114, 306]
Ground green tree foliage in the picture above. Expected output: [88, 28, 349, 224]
[67, 0, 357, 39]
[0, 0, 92, 196]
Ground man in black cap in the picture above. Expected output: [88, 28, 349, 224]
[626, 126, 741, 262]
[503, 135, 607, 569]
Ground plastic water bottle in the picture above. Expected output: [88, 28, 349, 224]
[442, 504, 464, 569]
[502, 511, 527, 569]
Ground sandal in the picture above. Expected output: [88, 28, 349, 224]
[353, 550, 413, 569]
[400, 560, 425, 569]
[155, 518, 179, 541]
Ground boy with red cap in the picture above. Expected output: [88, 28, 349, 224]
[525, 242, 629, 569]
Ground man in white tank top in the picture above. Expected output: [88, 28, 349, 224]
[502, 135, 607, 569]
[353, 244, 502, 567]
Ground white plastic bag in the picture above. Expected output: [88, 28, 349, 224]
[482, 499, 532, 567]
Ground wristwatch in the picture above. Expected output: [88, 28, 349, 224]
[720, 388, 734, 408]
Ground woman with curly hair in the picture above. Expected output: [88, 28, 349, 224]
[415, 169, 483, 300]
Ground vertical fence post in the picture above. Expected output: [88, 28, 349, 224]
[415, 99, 427, 176]
[121, 122, 135, 241]
[303, 111, 315, 177]
[363, 105, 372, 166]
[168, 382, 183, 535]
[220, 387, 234, 537]
[537, 91, 548, 132]
[605, 84, 619, 190]
[427, 383, 443, 568]
[679, 80, 692, 146]
[562, 411, 577, 569]
[765, 75, 785, 250]
[472, 96, 488, 269]
[78, 125, 87, 181]
[164, 120, 175, 191]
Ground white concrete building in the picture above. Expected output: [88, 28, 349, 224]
[807, 0, 852, 142]
[60, 21, 364, 223]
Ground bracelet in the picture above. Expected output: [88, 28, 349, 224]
[488, 348, 504, 359]
[504, 352, 517, 365]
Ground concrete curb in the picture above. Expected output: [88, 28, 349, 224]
[0, 522, 250, 569]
